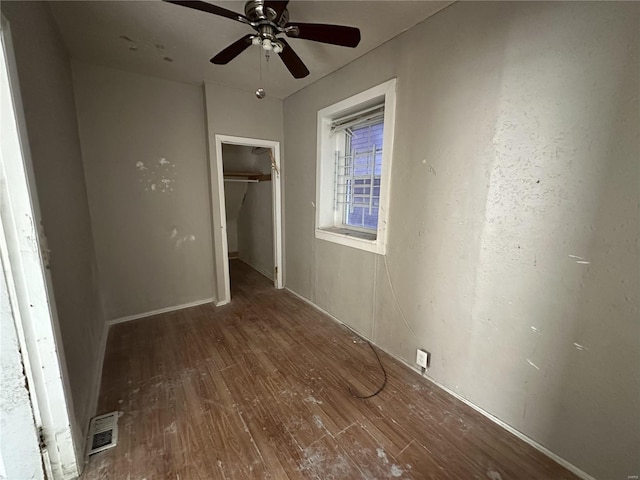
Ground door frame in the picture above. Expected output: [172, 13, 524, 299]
[212, 134, 283, 305]
[1, 14, 79, 479]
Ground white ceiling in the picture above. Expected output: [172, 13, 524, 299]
[50, 1, 451, 99]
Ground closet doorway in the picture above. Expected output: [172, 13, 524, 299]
[213, 135, 283, 304]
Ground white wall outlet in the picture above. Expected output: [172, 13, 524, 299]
[416, 348, 431, 370]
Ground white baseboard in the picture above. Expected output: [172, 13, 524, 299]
[284, 287, 595, 480]
[418, 373, 595, 480]
[285, 287, 369, 337]
[107, 298, 214, 326]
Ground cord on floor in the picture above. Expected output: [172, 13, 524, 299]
[348, 340, 388, 399]
[340, 323, 388, 399]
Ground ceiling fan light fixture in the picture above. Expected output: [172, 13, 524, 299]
[164, 0, 361, 79]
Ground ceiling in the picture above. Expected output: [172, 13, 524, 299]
[50, 1, 451, 99]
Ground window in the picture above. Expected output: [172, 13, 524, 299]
[316, 79, 396, 254]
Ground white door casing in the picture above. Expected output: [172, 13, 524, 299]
[0, 219, 45, 480]
[0, 14, 79, 479]
[212, 135, 283, 305]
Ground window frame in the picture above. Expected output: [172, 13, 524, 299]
[315, 78, 397, 255]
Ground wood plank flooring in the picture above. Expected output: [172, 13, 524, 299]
[81, 260, 579, 480]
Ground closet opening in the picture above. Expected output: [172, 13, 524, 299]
[212, 135, 283, 304]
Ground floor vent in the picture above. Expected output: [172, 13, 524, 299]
[87, 411, 119, 455]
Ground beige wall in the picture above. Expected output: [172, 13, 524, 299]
[72, 62, 214, 319]
[223, 184, 247, 254]
[204, 83, 283, 301]
[72, 67, 284, 315]
[283, 2, 639, 479]
[1, 0, 104, 456]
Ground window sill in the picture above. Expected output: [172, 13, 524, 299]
[316, 227, 385, 255]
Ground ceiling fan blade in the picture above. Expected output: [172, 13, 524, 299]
[211, 35, 254, 64]
[285, 23, 361, 48]
[264, 1, 288, 23]
[277, 39, 309, 79]
[164, 1, 249, 24]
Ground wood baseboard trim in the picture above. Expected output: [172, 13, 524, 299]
[107, 298, 215, 326]
[284, 287, 595, 480]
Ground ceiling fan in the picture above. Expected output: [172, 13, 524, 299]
[164, 0, 361, 79]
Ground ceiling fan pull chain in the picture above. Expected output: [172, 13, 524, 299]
[256, 46, 266, 99]
[259, 46, 262, 84]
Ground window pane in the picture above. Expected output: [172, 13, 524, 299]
[344, 120, 383, 229]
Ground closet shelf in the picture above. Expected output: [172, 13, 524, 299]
[223, 172, 271, 183]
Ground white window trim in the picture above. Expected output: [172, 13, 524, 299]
[315, 78, 396, 255]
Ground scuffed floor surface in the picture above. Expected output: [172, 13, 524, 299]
[81, 260, 578, 479]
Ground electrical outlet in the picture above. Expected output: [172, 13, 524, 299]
[416, 348, 431, 370]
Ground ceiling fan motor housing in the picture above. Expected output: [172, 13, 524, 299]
[244, 0, 289, 27]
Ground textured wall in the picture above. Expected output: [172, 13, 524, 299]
[1, 0, 104, 455]
[72, 62, 214, 319]
[283, 2, 639, 478]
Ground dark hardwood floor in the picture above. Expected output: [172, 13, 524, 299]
[81, 260, 578, 479]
